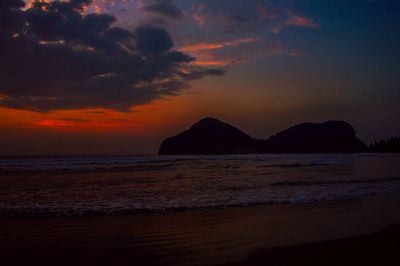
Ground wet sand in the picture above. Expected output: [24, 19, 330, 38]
[225, 224, 400, 266]
[1, 192, 400, 266]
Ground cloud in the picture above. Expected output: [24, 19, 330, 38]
[193, 13, 206, 26]
[286, 14, 319, 28]
[272, 12, 319, 33]
[179, 37, 286, 68]
[35, 117, 136, 130]
[36, 119, 76, 128]
[178, 38, 260, 67]
[225, 14, 250, 24]
[223, 14, 251, 33]
[191, 60, 235, 66]
[256, 2, 279, 21]
[135, 26, 173, 53]
[288, 49, 303, 57]
[142, 0, 185, 20]
[0, 0, 223, 112]
[179, 38, 260, 52]
[60, 118, 92, 122]
[192, 2, 206, 26]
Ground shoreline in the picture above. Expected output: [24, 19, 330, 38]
[0, 197, 374, 219]
[1, 190, 398, 219]
[0, 188, 400, 217]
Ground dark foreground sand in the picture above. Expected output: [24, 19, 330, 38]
[225, 225, 400, 266]
[1, 193, 400, 266]
[1, 225, 399, 266]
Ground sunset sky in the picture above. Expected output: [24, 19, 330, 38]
[1, 0, 399, 154]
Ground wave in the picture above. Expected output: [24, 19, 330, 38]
[2, 187, 400, 218]
[1, 154, 399, 218]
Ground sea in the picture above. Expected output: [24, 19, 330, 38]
[1, 153, 400, 217]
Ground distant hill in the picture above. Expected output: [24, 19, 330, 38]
[159, 118, 368, 155]
[370, 137, 400, 153]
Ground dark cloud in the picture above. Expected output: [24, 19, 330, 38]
[0, 0, 25, 9]
[142, 0, 185, 20]
[179, 67, 225, 80]
[0, 0, 222, 112]
[227, 14, 250, 24]
[224, 14, 251, 33]
[135, 27, 173, 54]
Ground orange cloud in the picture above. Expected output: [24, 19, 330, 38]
[180, 38, 260, 52]
[191, 59, 246, 67]
[272, 13, 319, 33]
[193, 13, 206, 26]
[26, 0, 50, 5]
[181, 43, 224, 52]
[180, 38, 286, 67]
[193, 60, 230, 66]
[93, 3, 103, 13]
[24, 0, 51, 11]
[192, 2, 206, 26]
[20, 98, 191, 134]
[34, 118, 143, 132]
[36, 120, 74, 128]
[0, 104, 171, 135]
[287, 15, 319, 28]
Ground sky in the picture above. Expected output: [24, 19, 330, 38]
[0, 0, 399, 155]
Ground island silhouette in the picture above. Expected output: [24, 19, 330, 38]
[370, 137, 400, 153]
[159, 117, 369, 155]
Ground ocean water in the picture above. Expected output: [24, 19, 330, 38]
[1, 153, 400, 217]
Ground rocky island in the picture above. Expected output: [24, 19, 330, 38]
[159, 117, 368, 154]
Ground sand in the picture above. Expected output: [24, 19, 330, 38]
[225, 225, 400, 266]
[1, 192, 400, 266]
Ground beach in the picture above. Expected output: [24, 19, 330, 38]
[226, 224, 400, 266]
[2, 1, 399, 265]
[1, 192, 400, 266]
